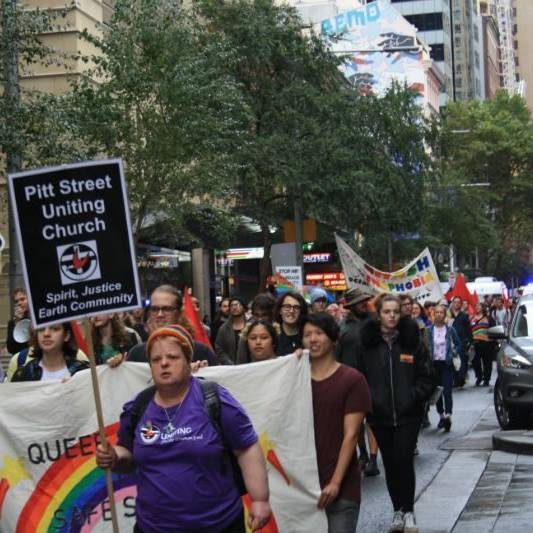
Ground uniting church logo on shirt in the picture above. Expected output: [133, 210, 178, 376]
[140, 422, 161, 444]
[160, 426, 204, 444]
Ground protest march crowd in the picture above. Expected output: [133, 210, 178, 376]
[1, 283, 513, 533]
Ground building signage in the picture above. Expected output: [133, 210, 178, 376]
[303, 253, 332, 263]
[306, 272, 347, 290]
[226, 247, 264, 260]
[318, 0, 427, 100]
[8, 159, 142, 327]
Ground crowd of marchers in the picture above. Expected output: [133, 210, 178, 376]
[1, 283, 511, 533]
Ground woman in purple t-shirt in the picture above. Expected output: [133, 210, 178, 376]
[96, 324, 271, 533]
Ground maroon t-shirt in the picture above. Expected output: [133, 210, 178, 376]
[312, 364, 372, 503]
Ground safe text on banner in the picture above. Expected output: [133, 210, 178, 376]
[335, 234, 443, 302]
[0, 357, 326, 533]
[8, 159, 142, 328]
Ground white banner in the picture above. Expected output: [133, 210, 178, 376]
[0, 358, 326, 532]
[335, 234, 443, 302]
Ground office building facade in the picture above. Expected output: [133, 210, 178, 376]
[512, 0, 533, 110]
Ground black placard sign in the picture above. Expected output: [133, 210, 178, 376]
[8, 159, 142, 327]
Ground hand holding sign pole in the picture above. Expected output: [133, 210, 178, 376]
[81, 319, 120, 533]
[8, 159, 142, 533]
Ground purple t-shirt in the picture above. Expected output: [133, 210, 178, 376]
[117, 377, 257, 532]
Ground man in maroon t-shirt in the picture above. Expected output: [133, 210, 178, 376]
[302, 312, 372, 532]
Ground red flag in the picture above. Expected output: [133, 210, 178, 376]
[70, 320, 90, 355]
[445, 273, 478, 308]
[183, 288, 213, 349]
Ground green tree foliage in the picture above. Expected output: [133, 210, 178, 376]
[429, 91, 533, 279]
[0, 1, 72, 173]
[198, 0, 432, 279]
[1, 0, 435, 284]
[343, 84, 433, 263]
[71, 0, 251, 239]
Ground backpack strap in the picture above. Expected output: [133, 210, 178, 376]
[198, 379, 223, 436]
[198, 378, 246, 495]
[126, 385, 156, 449]
[17, 348, 30, 369]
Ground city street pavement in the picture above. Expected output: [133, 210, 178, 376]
[356, 368, 520, 533]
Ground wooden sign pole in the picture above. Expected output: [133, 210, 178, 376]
[83, 318, 120, 533]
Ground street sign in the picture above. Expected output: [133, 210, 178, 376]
[274, 266, 303, 291]
[8, 159, 142, 327]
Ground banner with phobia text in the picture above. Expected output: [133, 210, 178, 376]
[335, 234, 443, 302]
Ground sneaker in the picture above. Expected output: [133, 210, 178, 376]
[364, 456, 380, 477]
[404, 512, 419, 533]
[443, 416, 452, 432]
[389, 511, 405, 532]
[437, 417, 445, 429]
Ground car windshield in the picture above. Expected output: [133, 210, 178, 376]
[512, 302, 533, 338]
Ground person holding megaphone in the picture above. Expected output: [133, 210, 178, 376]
[6, 287, 30, 355]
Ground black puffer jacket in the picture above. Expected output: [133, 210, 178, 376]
[356, 316, 437, 428]
[336, 314, 365, 368]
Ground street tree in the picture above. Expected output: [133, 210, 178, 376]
[0, 0, 73, 290]
[198, 0, 432, 284]
[433, 91, 533, 280]
[71, 0, 251, 240]
[339, 83, 433, 269]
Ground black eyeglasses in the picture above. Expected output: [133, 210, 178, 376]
[281, 304, 302, 312]
[148, 305, 178, 314]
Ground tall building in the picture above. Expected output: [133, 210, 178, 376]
[480, 7, 501, 99]
[512, 0, 533, 109]
[478, 0, 517, 94]
[450, 0, 485, 100]
[390, 0, 484, 102]
[20, 0, 114, 94]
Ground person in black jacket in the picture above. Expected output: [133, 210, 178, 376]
[274, 291, 308, 356]
[356, 293, 437, 533]
[449, 296, 473, 387]
[336, 287, 381, 477]
[209, 298, 230, 346]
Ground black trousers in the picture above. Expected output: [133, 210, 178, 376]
[371, 421, 419, 513]
[472, 341, 493, 383]
[134, 508, 245, 533]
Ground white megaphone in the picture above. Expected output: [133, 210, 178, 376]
[13, 318, 31, 344]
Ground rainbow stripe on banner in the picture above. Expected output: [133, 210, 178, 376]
[16, 423, 136, 533]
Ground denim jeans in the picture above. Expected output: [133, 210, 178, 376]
[326, 498, 360, 533]
[434, 360, 454, 415]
